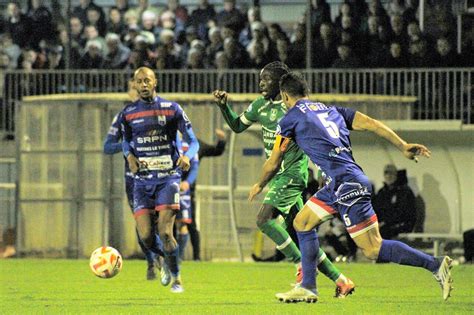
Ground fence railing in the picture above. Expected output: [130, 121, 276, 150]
[1, 68, 472, 132]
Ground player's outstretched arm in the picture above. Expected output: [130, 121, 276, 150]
[213, 90, 251, 133]
[352, 111, 431, 161]
[248, 136, 285, 201]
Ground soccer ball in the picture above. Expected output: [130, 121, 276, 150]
[89, 246, 123, 279]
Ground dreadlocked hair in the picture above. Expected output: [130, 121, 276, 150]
[261, 61, 290, 78]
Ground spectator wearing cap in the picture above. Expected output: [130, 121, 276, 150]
[189, 0, 216, 41]
[79, 39, 104, 69]
[373, 164, 417, 240]
[107, 7, 127, 37]
[103, 33, 131, 69]
[206, 27, 223, 66]
[239, 6, 261, 48]
[216, 0, 246, 34]
[5, 2, 32, 48]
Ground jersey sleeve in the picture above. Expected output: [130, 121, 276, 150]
[275, 113, 296, 153]
[335, 106, 356, 130]
[241, 97, 262, 125]
[119, 109, 134, 157]
[103, 113, 123, 154]
[176, 104, 199, 159]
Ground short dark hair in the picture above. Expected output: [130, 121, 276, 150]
[261, 61, 290, 78]
[279, 72, 309, 97]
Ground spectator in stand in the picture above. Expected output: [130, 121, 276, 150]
[248, 40, 271, 69]
[46, 45, 64, 69]
[115, 0, 129, 16]
[0, 33, 21, 69]
[84, 24, 105, 51]
[239, 6, 262, 48]
[346, 0, 368, 23]
[0, 52, 13, 69]
[246, 22, 275, 63]
[312, 22, 337, 68]
[214, 51, 228, 69]
[334, 2, 353, 30]
[141, 10, 160, 41]
[180, 26, 199, 61]
[154, 43, 179, 70]
[123, 25, 140, 50]
[27, 0, 56, 47]
[223, 37, 249, 69]
[186, 48, 206, 69]
[189, 0, 216, 41]
[165, 0, 189, 27]
[70, 16, 87, 48]
[408, 39, 434, 67]
[5, 2, 32, 48]
[332, 44, 361, 69]
[108, 7, 127, 37]
[364, 15, 380, 55]
[79, 39, 104, 69]
[57, 26, 81, 68]
[407, 21, 423, 44]
[366, 0, 390, 30]
[423, 1, 456, 42]
[373, 165, 417, 240]
[160, 28, 183, 67]
[389, 15, 409, 51]
[288, 22, 306, 69]
[387, 0, 406, 17]
[87, 6, 107, 37]
[434, 37, 459, 67]
[383, 42, 409, 68]
[220, 24, 237, 41]
[307, 0, 331, 34]
[72, 0, 105, 28]
[268, 23, 288, 44]
[160, 10, 185, 45]
[126, 0, 159, 24]
[103, 33, 131, 69]
[216, 0, 246, 35]
[205, 27, 222, 66]
[123, 10, 139, 30]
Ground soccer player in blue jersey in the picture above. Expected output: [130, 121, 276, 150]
[175, 136, 200, 261]
[103, 111, 171, 284]
[249, 72, 453, 302]
[119, 67, 199, 293]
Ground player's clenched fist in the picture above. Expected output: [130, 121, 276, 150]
[213, 90, 228, 107]
[127, 153, 140, 174]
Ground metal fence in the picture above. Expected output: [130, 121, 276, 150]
[1, 68, 472, 133]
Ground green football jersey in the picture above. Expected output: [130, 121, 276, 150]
[241, 96, 308, 181]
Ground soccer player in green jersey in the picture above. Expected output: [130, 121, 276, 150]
[213, 62, 354, 297]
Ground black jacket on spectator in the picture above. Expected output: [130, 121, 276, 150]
[190, 4, 216, 40]
[28, 4, 56, 47]
[5, 13, 32, 48]
[216, 8, 246, 34]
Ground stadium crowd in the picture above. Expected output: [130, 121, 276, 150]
[0, 0, 472, 71]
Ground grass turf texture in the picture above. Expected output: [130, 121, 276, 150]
[1, 260, 472, 314]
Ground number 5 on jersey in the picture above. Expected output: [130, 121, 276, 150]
[317, 113, 340, 138]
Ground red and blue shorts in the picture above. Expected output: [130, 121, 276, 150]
[306, 174, 378, 238]
[132, 178, 180, 218]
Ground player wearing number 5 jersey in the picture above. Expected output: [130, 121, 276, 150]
[119, 67, 199, 293]
[214, 62, 354, 297]
[249, 72, 453, 303]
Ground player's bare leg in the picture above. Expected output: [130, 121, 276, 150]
[352, 225, 453, 300]
[158, 209, 182, 293]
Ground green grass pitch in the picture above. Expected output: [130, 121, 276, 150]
[1, 259, 472, 314]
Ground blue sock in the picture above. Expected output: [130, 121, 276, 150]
[153, 232, 165, 257]
[164, 246, 180, 277]
[377, 239, 440, 272]
[177, 233, 189, 261]
[297, 230, 319, 293]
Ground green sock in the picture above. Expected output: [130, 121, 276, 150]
[260, 219, 301, 263]
[317, 248, 342, 282]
